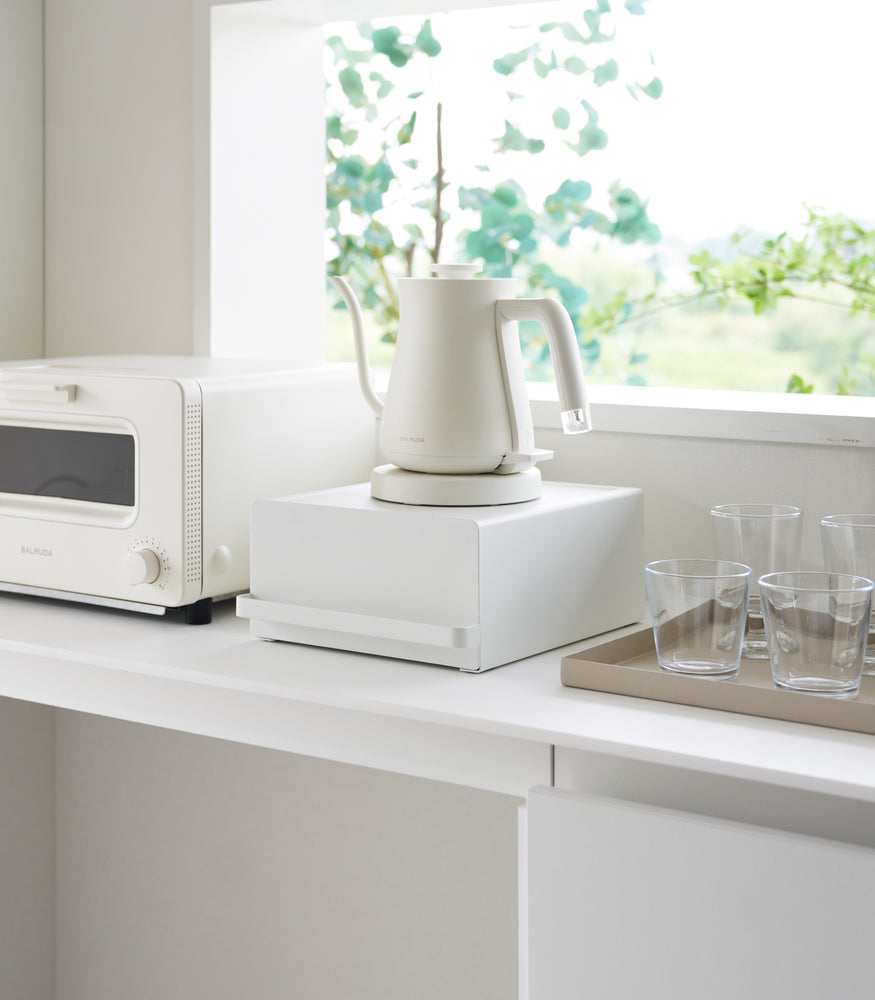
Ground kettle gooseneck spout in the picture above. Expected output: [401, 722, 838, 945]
[327, 275, 384, 418]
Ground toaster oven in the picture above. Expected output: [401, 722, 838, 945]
[0, 356, 376, 622]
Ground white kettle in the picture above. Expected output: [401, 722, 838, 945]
[329, 262, 591, 506]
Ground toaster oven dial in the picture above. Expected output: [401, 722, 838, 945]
[125, 547, 162, 586]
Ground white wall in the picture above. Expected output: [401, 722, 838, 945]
[542, 428, 874, 570]
[42, 0, 334, 359]
[44, 0, 197, 357]
[0, 0, 43, 360]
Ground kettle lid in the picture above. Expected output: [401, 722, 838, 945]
[431, 263, 481, 280]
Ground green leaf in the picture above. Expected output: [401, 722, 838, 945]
[539, 21, 587, 43]
[369, 72, 395, 100]
[639, 76, 663, 99]
[325, 35, 347, 61]
[566, 124, 608, 155]
[414, 20, 442, 57]
[593, 59, 619, 86]
[336, 156, 367, 181]
[493, 45, 538, 76]
[625, 0, 647, 13]
[397, 111, 417, 144]
[362, 189, 383, 213]
[495, 121, 545, 154]
[583, 8, 615, 41]
[565, 100, 608, 155]
[786, 374, 814, 394]
[604, 185, 661, 244]
[338, 66, 366, 107]
[552, 107, 571, 130]
[373, 161, 394, 189]
[546, 178, 594, 209]
[372, 25, 400, 52]
[494, 184, 521, 208]
[372, 26, 411, 67]
[534, 51, 558, 78]
[326, 115, 343, 141]
[564, 56, 587, 75]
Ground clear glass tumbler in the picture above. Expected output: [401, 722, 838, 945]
[710, 504, 803, 659]
[645, 559, 752, 677]
[759, 571, 873, 698]
[820, 514, 875, 675]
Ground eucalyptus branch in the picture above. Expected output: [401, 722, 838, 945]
[432, 101, 445, 264]
[376, 253, 400, 329]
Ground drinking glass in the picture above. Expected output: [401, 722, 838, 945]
[820, 514, 875, 674]
[760, 571, 873, 698]
[645, 559, 752, 677]
[710, 504, 803, 659]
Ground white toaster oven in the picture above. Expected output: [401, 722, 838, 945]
[0, 356, 376, 622]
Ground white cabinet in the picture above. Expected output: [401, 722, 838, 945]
[526, 759, 875, 1000]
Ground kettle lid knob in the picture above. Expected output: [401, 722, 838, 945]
[431, 262, 481, 280]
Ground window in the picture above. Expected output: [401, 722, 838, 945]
[325, 0, 875, 397]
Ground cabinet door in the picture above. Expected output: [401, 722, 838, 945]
[526, 785, 875, 1000]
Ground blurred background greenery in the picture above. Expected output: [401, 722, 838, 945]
[324, 1, 875, 396]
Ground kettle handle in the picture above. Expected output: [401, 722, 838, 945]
[495, 298, 591, 468]
[327, 275, 384, 417]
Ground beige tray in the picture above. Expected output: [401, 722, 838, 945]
[561, 628, 875, 736]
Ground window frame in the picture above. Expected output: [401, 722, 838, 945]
[203, 0, 874, 449]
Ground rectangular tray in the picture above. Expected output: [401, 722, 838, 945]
[561, 628, 875, 736]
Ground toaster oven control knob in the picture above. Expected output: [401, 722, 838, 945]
[125, 548, 161, 586]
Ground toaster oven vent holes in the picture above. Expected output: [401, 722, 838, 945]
[184, 403, 202, 585]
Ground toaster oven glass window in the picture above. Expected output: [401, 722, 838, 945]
[0, 426, 135, 506]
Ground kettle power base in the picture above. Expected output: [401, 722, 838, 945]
[238, 481, 645, 672]
[370, 464, 543, 506]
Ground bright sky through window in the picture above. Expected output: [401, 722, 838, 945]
[429, 0, 874, 241]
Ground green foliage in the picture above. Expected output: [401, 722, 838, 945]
[495, 122, 545, 154]
[326, 21, 445, 339]
[493, 45, 539, 76]
[581, 207, 875, 394]
[687, 211, 875, 323]
[325, 6, 662, 376]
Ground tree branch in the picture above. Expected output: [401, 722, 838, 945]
[432, 101, 445, 264]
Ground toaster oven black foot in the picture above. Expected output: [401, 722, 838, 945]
[182, 598, 213, 625]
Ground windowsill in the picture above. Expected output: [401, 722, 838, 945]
[368, 370, 873, 447]
[527, 383, 875, 448]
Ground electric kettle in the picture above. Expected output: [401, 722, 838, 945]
[329, 262, 591, 505]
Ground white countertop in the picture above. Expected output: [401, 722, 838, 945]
[1, 592, 874, 800]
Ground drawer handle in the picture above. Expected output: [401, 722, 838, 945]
[236, 594, 480, 649]
[0, 382, 78, 404]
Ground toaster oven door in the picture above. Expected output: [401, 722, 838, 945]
[0, 423, 136, 509]
[0, 371, 203, 612]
